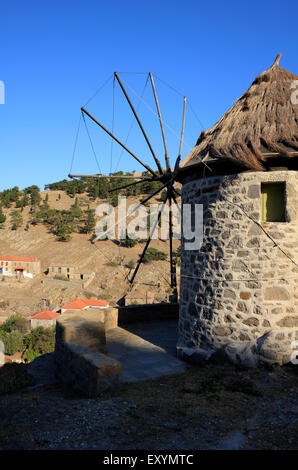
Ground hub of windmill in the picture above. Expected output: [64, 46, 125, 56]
[160, 170, 173, 184]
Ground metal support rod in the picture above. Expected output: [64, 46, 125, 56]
[149, 72, 170, 171]
[130, 184, 173, 284]
[68, 174, 152, 179]
[81, 107, 158, 178]
[178, 97, 186, 157]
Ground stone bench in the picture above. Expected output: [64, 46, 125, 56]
[55, 311, 121, 397]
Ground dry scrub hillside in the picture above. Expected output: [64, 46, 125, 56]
[0, 190, 180, 317]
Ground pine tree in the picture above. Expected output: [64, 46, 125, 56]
[10, 210, 23, 230]
[81, 209, 96, 234]
[24, 185, 41, 206]
[70, 198, 82, 218]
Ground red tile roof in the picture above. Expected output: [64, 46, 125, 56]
[0, 256, 39, 262]
[61, 299, 87, 309]
[83, 299, 109, 307]
[31, 310, 60, 320]
[61, 299, 109, 310]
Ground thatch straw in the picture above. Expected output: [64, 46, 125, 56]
[182, 54, 298, 170]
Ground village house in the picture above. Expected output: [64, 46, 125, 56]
[48, 265, 95, 283]
[59, 298, 109, 314]
[0, 256, 40, 278]
[177, 54, 298, 367]
[30, 310, 60, 328]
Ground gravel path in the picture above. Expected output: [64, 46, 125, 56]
[0, 362, 297, 450]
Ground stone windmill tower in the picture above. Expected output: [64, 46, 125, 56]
[177, 54, 298, 366]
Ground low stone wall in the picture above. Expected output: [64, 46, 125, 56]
[41, 279, 81, 288]
[117, 303, 179, 326]
[55, 312, 121, 397]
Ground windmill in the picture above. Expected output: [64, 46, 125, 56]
[69, 72, 187, 298]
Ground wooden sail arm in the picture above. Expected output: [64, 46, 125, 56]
[81, 107, 158, 178]
[108, 176, 162, 193]
[149, 72, 170, 171]
[171, 192, 181, 213]
[114, 73, 164, 175]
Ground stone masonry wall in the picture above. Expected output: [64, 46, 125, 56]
[31, 318, 57, 329]
[178, 170, 298, 366]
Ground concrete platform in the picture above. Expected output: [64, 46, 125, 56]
[106, 321, 187, 383]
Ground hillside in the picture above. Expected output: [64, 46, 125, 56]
[0, 185, 180, 318]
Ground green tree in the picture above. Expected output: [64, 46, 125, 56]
[50, 210, 75, 241]
[0, 330, 24, 355]
[142, 247, 167, 264]
[70, 198, 82, 218]
[110, 192, 119, 208]
[81, 209, 96, 234]
[16, 193, 30, 210]
[55, 223, 72, 241]
[23, 326, 55, 362]
[0, 313, 25, 333]
[24, 185, 41, 206]
[97, 178, 109, 199]
[10, 210, 23, 230]
[119, 234, 138, 248]
[0, 186, 22, 207]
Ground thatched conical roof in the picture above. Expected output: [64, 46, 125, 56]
[181, 54, 298, 171]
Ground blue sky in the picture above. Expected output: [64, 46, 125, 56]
[0, 0, 297, 191]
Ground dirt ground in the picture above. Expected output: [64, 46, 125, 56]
[0, 361, 297, 450]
